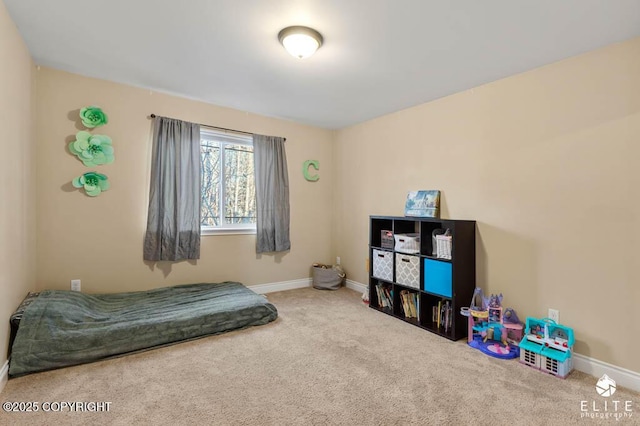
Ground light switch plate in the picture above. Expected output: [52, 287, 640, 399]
[71, 279, 81, 292]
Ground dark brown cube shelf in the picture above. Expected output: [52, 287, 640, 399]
[369, 215, 476, 341]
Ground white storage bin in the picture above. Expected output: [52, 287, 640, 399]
[435, 234, 452, 260]
[395, 254, 420, 289]
[394, 233, 420, 254]
[372, 249, 393, 281]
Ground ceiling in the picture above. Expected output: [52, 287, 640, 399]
[6, 0, 640, 129]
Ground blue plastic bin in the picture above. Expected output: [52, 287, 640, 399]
[423, 258, 452, 297]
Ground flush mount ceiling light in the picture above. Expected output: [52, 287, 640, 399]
[278, 26, 323, 59]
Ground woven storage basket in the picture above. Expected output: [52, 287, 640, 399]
[394, 233, 420, 254]
[436, 234, 452, 259]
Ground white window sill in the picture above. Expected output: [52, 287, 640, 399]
[201, 228, 256, 236]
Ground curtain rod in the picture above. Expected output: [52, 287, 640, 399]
[149, 114, 286, 141]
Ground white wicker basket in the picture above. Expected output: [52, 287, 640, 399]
[394, 233, 420, 254]
[435, 234, 452, 259]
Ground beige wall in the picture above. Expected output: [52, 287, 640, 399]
[0, 1, 36, 368]
[333, 37, 640, 372]
[35, 68, 334, 294]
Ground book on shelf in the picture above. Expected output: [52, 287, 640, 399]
[375, 283, 393, 309]
[444, 301, 450, 333]
[411, 293, 417, 318]
[400, 293, 406, 314]
[399, 290, 409, 318]
[406, 293, 414, 318]
[400, 291, 409, 316]
[431, 299, 453, 331]
[399, 290, 418, 319]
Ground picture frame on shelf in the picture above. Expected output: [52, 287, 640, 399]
[404, 190, 441, 218]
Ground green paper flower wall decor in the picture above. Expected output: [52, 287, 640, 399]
[69, 131, 114, 167]
[72, 172, 110, 197]
[80, 106, 108, 128]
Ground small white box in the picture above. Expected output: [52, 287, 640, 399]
[394, 233, 420, 254]
[372, 249, 393, 281]
[395, 254, 420, 289]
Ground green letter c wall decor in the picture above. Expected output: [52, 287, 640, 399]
[303, 160, 319, 181]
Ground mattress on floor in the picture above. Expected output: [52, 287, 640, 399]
[9, 291, 41, 356]
[9, 282, 277, 377]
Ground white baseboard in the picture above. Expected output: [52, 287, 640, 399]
[573, 353, 640, 393]
[249, 278, 311, 295]
[251, 278, 368, 295]
[0, 360, 8, 394]
[345, 279, 367, 294]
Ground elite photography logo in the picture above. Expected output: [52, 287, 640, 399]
[580, 374, 634, 420]
[596, 374, 617, 397]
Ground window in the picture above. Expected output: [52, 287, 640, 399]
[200, 129, 256, 234]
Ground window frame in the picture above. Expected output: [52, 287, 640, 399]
[200, 129, 256, 236]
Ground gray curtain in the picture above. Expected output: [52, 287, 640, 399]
[144, 116, 201, 261]
[253, 135, 290, 253]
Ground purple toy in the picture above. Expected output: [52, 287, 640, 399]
[503, 308, 521, 324]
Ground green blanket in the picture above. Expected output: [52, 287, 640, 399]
[9, 282, 277, 376]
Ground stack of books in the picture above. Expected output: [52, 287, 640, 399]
[432, 300, 453, 332]
[375, 284, 393, 309]
[399, 290, 419, 320]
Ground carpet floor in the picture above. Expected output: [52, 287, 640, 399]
[0, 287, 637, 425]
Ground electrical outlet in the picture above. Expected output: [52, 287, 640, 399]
[548, 308, 559, 323]
[71, 279, 81, 292]
[336, 256, 341, 266]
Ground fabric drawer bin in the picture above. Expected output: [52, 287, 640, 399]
[423, 258, 452, 297]
[395, 254, 420, 289]
[372, 249, 393, 281]
[394, 233, 420, 254]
